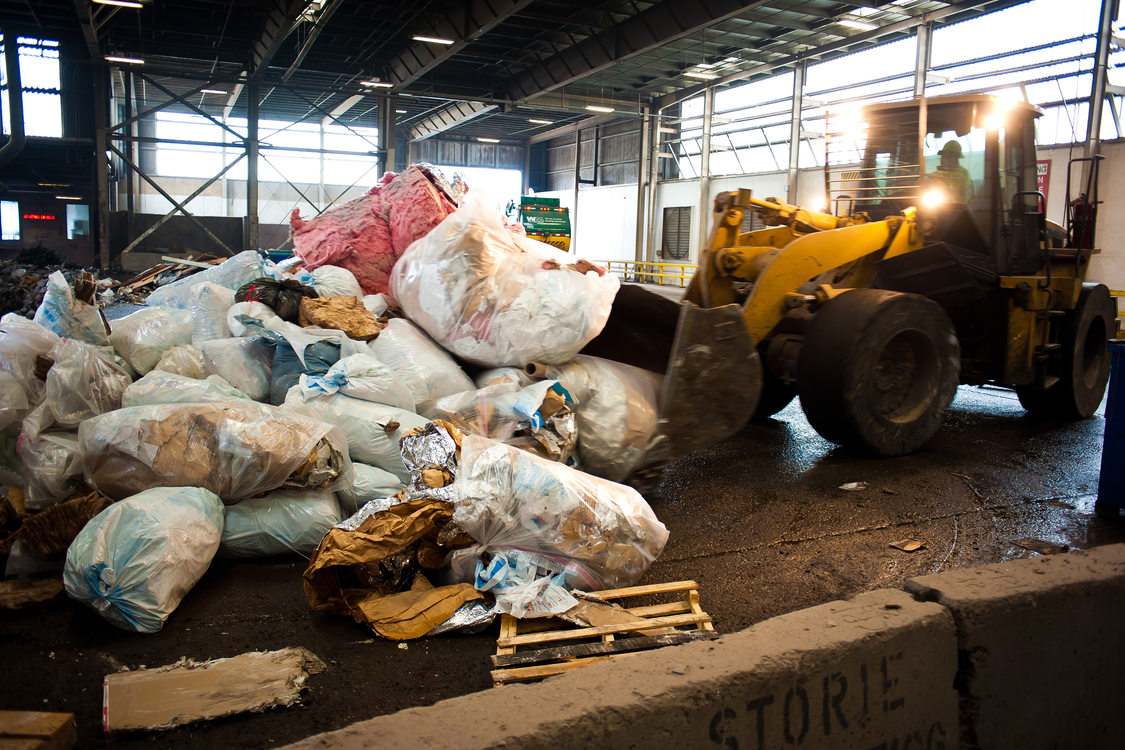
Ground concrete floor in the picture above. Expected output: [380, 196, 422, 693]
[3, 385, 1123, 748]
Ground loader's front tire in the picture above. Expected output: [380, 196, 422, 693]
[1016, 283, 1114, 420]
[797, 289, 960, 456]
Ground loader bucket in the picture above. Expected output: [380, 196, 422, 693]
[580, 284, 761, 468]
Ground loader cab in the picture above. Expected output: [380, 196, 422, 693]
[826, 94, 1044, 276]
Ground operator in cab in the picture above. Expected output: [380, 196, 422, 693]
[929, 140, 974, 203]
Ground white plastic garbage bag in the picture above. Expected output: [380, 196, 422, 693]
[122, 370, 250, 407]
[282, 388, 427, 482]
[146, 250, 269, 309]
[110, 306, 194, 374]
[0, 371, 30, 432]
[474, 367, 533, 390]
[201, 336, 273, 401]
[220, 489, 341, 558]
[63, 486, 225, 633]
[0, 313, 61, 404]
[368, 318, 474, 415]
[190, 281, 236, 346]
[21, 339, 132, 439]
[152, 344, 207, 378]
[17, 431, 84, 510]
[294, 353, 414, 410]
[33, 271, 109, 346]
[547, 355, 663, 482]
[310, 265, 362, 299]
[452, 435, 667, 601]
[335, 462, 405, 515]
[389, 191, 619, 367]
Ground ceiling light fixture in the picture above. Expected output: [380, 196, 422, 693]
[55, 195, 84, 201]
[684, 71, 719, 80]
[200, 89, 227, 95]
[528, 118, 553, 125]
[585, 105, 614, 113]
[360, 79, 393, 88]
[37, 182, 70, 187]
[412, 35, 455, 45]
[477, 137, 500, 143]
[396, 109, 407, 114]
[104, 55, 144, 64]
[837, 18, 878, 31]
[93, 0, 143, 8]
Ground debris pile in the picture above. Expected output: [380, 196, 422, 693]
[1, 165, 674, 664]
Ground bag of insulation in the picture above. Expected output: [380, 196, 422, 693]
[282, 389, 427, 483]
[146, 250, 269, 309]
[152, 344, 206, 378]
[190, 282, 236, 346]
[201, 336, 273, 401]
[389, 191, 619, 367]
[110, 306, 194, 374]
[33, 271, 109, 346]
[368, 318, 473, 415]
[295, 353, 414, 410]
[63, 486, 224, 633]
[17, 431, 84, 510]
[79, 401, 351, 502]
[0, 371, 30, 433]
[546, 355, 663, 482]
[452, 435, 668, 615]
[310, 265, 362, 299]
[21, 339, 132, 439]
[221, 489, 341, 558]
[0, 314, 62, 405]
[122, 370, 250, 407]
[335, 463, 404, 515]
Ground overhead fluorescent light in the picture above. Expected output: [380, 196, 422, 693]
[684, 71, 719, 80]
[38, 182, 70, 187]
[104, 55, 144, 64]
[477, 137, 500, 143]
[395, 109, 407, 114]
[200, 89, 227, 95]
[528, 118, 553, 125]
[585, 105, 614, 113]
[360, 79, 393, 88]
[55, 195, 84, 201]
[838, 19, 878, 31]
[93, 0, 143, 8]
[412, 35, 455, 45]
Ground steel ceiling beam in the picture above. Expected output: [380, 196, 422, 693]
[409, 100, 497, 140]
[387, 0, 535, 88]
[250, 0, 311, 76]
[71, 0, 102, 61]
[505, 0, 772, 103]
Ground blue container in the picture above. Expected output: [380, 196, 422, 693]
[1096, 340, 1125, 511]
[267, 251, 294, 263]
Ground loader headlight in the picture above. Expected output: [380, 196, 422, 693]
[922, 189, 946, 208]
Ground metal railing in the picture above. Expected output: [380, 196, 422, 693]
[601, 260, 696, 288]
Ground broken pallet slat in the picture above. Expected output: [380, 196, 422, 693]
[491, 631, 719, 668]
[498, 611, 711, 649]
[0, 711, 76, 750]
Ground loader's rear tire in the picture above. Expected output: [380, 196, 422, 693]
[752, 367, 798, 420]
[797, 289, 960, 456]
[1016, 283, 1114, 420]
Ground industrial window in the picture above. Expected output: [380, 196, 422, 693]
[661, 206, 691, 260]
[0, 200, 18, 240]
[0, 35, 63, 139]
[66, 203, 89, 239]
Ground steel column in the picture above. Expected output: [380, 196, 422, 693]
[571, 129, 581, 252]
[94, 66, 111, 268]
[697, 86, 714, 257]
[379, 96, 397, 177]
[247, 79, 259, 252]
[634, 105, 651, 264]
[125, 70, 136, 240]
[786, 61, 805, 204]
[1085, 0, 1117, 158]
[913, 22, 932, 98]
[645, 107, 662, 266]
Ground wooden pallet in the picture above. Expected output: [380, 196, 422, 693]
[491, 580, 716, 686]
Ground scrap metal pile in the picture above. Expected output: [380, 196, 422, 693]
[0, 164, 672, 642]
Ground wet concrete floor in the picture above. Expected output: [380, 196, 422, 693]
[2, 385, 1123, 748]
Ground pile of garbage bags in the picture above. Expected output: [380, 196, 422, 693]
[0, 165, 673, 640]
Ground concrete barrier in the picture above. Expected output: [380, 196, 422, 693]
[286, 589, 957, 750]
[905, 543, 1125, 750]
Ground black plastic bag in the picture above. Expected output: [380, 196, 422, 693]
[235, 277, 318, 322]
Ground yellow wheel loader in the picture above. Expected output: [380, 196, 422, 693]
[581, 94, 1115, 470]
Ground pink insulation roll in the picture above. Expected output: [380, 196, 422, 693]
[289, 166, 457, 295]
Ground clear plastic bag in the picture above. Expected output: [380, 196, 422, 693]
[21, 339, 132, 439]
[452, 434, 668, 592]
[17, 431, 84, 510]
[221, 489, 341, 558]
[389, 191, 619, 367]
[146, 250, 269, 309]
[0, 371, 30, 433]
[474, 367, 533, 390]
[122, 370, 250, 407]
[547, 355, 663, 482]
[310, 265, 363, 299]
[63, 486, 225, 633]
[201, 336, 273, 401]
[0, 313, 61, 404]
[335, 462, 405, 515]
[368, 318, 473, 415]
[110, 306, 194, 374]
[152, 344, 207, 378]
[33, 271, 109, 346]
[295, 353, 414, 410]
[79, 401, 352, 502]
[190, 281, 236, 346]
[281, 389, 427, 483]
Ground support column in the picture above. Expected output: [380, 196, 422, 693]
[246, 79, 259, 252]
[913, 22, 932, 98]
[379, 96, 397, 176]
[634, 105, 651, 263]
[696, 86, 714, 257]
[1085, 0, 1116, 158]
[125, 71, 136, 241]
[571, 129, 581, 252]
[645, 108, 662, 265]
[786, 61, 805, 204]
[94, 66, 111, 268]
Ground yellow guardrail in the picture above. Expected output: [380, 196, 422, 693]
[601, 260, 696, 288]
